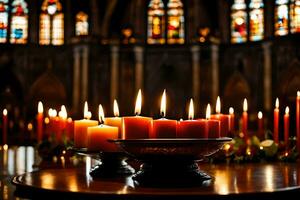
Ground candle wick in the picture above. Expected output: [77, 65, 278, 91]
[161, 111, 165, 118]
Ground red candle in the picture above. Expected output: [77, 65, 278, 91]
[206, 104, 220, 138]
[58, 105, 68, 143]
[297, 91, 300, 153]
[210, 96, 230, 137]
[242, 98, 248, 140]
[66, 117, 74, 140]
[2, 109, 8, 145]
[152, 90, 177, 138]
[36, 101, 44, 143]
[122, 89, 152, 139]
[257, 111, 264, 139]
[284, 106, 289, 145]
[273, 98, 279, 144]
[177, 99, 206, 138]
[229, 107, 235, 133]
[105, 100, 122, 138]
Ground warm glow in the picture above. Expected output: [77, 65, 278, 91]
[84, 101, 91, 119]
[113, 99, 120, 117]
[3, 109, 7, 116]
[206, 104, 211, 120]
[285, 106, 289, 115]
[59, 105, 67, 119]
[52, 109, 57, 117]
[216, 96, 221, 114]
[135, 89, 142, 115]
[297, 91, 300, 98]
[160, 89, 166, 117]
[258, 111, 263, 119]
[243, 98, 248, 112]
[229, 107, 234, 115]
[188, 98, 194, 120]
[38, 101, 43, 114]
[44, 117, 50, 124]
[27, 123, 33, 131]
[99, 104, 105, 124]
[275, 98, 279, 109]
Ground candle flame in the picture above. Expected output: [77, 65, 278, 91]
[99, 104, 105, 124]
[229, 107, 234, 115]
[297, 91, 300, 97]
[243, 98, 248, 112]
[285, 106, 289, 115]
[135, 89, 142, 116]
[188, 98, 194, 120]
[38, 101, 43, 113]
[3, 109, 7, 116]
[84, 101, 91, 119]
[160, 89, 166, 117]
[48, 108, 52, 117]
[52, 109, 57, 117]
[258, 111, 263, 119]
[216, 96, 221, 114]
[206, 104, 211, 120]
[275, 98, 279, 109]
[60, 105, 68, 119]
[113, 99, 120, 117]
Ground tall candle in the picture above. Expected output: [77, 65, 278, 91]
[297, 91, 300, 153]
[122, 89, 152, 139]
[74, 102, 98, 148]
[284, 106, 289, 145]
[229, 107, 235, 133]
[2, 109, 8, 145]
[257, 111, 264, 139]
[242, 98, 248, 140]
[105, 99, 122, 138]
[274, 98, 279, 144]
[87, 105, 119, 152]
[36, 101, 44, 143]
[152, 90, 177, 138]
[206, 104, 220, 138]
[58, 105, 68, 143]
[211, 96, 230, 137]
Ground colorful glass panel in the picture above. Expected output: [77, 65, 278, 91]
[275, 0, 289, 36]
[290, 0, 300, 33]
[76, 11, 88, 36]
[231, 0, 247, 43]
[249, 0, 264, 41]
[0, 0, 8, 43]
[167, 0, 184, 44]
[147, 0, 165, 44]
[10, 0, 28, 44]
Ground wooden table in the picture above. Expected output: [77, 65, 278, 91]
[12, 162, 300, 200]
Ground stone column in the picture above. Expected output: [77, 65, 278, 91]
[72, 47, 81, 112]
[190, 45, 201, 102]
[110, 45, 119, 104]
[134, 46, 144, 91]
[262, 41, 272, 112]
[211, 44, 219, 102]
[81, 45, 89, 103]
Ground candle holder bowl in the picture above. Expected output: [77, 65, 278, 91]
[110, 137, 231, 187]
[72, 148, 135, 178]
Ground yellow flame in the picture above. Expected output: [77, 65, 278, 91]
[258, 111, 263, 119]
[285, 106, 289, 115]
[229, 107, 234, 115]
[3, 109, 7, 116]
[99, 104, 105, 124]
[84, 101, 91, 119]
[113, 99, 120, 117]
[52, 109, 57, 117]
[275, 98, 279, 109]
[135, 89, 142, 115]
[60, 105, 68, 119]
[216, 96, 221, 114]
[160, 89, 166, 117]
[188, 98, 194, 120]
[297, 91, 300, 98]
[206, 103, 211, 120]
[38, 101, 43, 113]
[243, 98, 248, 112]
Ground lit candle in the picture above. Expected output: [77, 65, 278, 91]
[274, 98, 279, 144]
[297, 91, 300, 153]
[257, 111, 264, 139]
[242, 98, 248, 140]
[177, 98, 206, 138]
[74, 102, 98, 148]
[206, 104, 220, 138]
[104, 99, 122, 138]
[211, 96, 230, 137]
[122, 89, 152, 139]
[66, 117, 74, 140]
[2, 109, 8, 145]
[87, 105, 119, 152]
[229, 107, 235, 133]
[284, 106, 289, 145]
[36, 101, 44, 143]
[152, 90, 177, 138]
[58, 105, 68, 143]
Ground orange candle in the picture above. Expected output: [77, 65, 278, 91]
[258, 111, 264, 139]
[177, 99, 206, 138]
[206, 104, 220, 138]
[74, 102, 98, 148]
[2, 109, 8, 145]
[274, 98, 279, 144]
[104, 99, 122, 138]
[122, 90, 152, 139]
[297, 91, 300, 153]
[152, 90, 177, 138]
[87, 105, 119, 152]
[66, 117, 74, 140]
[284, 106, 289, 145]
[36, 101, 44, 143]
[242, 98, 248, 140]
[210, 96, 230, 137]
[229, 107, 235, 133]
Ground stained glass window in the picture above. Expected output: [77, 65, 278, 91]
[76, 12, 88, 36]
[10, 0, 28, 44]
[290, 0, 300, 33]
[147, 0, 165, 44]
[275, 0, 289, 36]
[0, 0, 8, 43]
[167, 0, 184, 44]
[39, 0, 64, 45]
[231, 0, 247, 43]
[249, 0, 264, 41]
